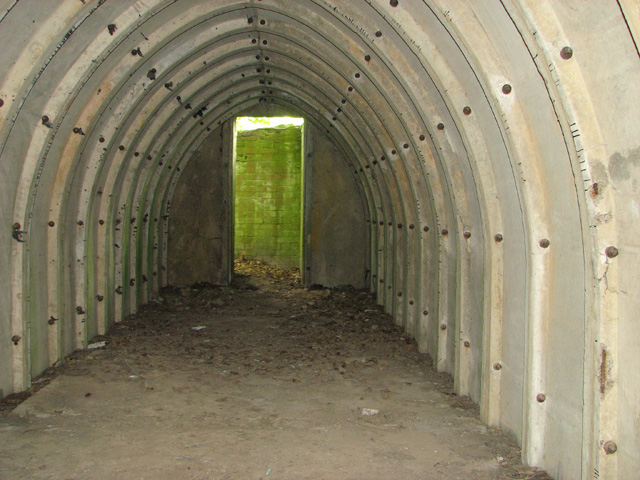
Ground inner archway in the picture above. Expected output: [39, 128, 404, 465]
[233, 116, 305, 271]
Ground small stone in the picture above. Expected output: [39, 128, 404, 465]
[361, 408, 379, 416]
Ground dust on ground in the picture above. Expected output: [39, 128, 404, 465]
[0, 260, 552, 480]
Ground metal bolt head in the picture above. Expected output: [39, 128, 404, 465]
[423, 310, 428, 316]
[495, 233, 504, 242]
[463, 231, 471, 239]
[397, 291, 402, 297]
[441, 229, 448, 236]
[11, 335, 21, 345]
[560, 46, 573, 59]
[502, 84, 512, 95]
[440, 324, 447, 331]
[48, 221, 55, 227]
[605, 246, 619, 258]
[536, 393, 546, 403]
[493, 362, 502, 370]
[464, 341, 470, 348]
[423, 226, 429, 232]
[603, 440, 617, 454]
[12, 222, 21, 230]
[539, 238, 550, 248]
[463, 106, 472, 115]
[437, 123, 445, 131]
[96, 295, 104, 302]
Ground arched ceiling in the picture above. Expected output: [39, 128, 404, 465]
[1, 1, 640, 478]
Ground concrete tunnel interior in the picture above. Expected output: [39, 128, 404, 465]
[0, 1, 639, 478]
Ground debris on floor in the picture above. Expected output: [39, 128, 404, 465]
[0, 260, 553, 480]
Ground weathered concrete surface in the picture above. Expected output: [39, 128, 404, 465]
[168, 126, 231, 287]
[306, 125, 367, 289]
[0, 1, 637, 478]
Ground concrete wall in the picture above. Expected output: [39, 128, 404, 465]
[168, 125, 232, 287]
[0, 2, 638, 478]
[234, 125, 302, 269]
[306, 124, 367, 289]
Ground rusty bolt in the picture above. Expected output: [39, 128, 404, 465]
[463, 106, 472, 115]
[390, 0, 398, 6]
[493, 362, 502, 370]
[536, 393, 546, 403]
[502, 84, 512, 95]
[48, 221, 55, 227]
[48, 316, 58, 325]
[419, 134, 426, 141]
[375, 30, 383, 37]
[11, 335, 21, 345]
[108, 24, 117, 35]
[118, 145, 125, 151]
[77, 220, 84, 226]
[441, 229, 448, 236]
[495, 233, 503, 242]
[409, 300, 414, 305]
[403, 143, 409, 149]
[379, 221, 384, 226]
[12, 223, 21, 230]
[397, 224, 402, 229]
[463, 231, 471, 239]
[76, 306, 85, 315]
[423, 226, 429, 232]
[99, 219, 104, 225]
[115, 286, 123, 294]
[397, 292, 402, 297]
[0, 99, 4, 107]
[409, 224, 415, 230]
[603, 440, 617, 454]
[423, 310, 428, 316]
[96, 295, 104, 302]
[464, 341, 470, 348]
[99, 136, 105, 143]
[605, 246, 619, 258]
[539, 238, 550, 248]
[437, 123, 445, 130]
[560, 46, 573, 59]
[440, 324, 447, 330]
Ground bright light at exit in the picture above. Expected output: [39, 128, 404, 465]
[236, 116, 304, 132]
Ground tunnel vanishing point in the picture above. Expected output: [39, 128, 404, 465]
[0, 1, 639, 478]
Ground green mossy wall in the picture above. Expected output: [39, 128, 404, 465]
[234, 126, 302, 269]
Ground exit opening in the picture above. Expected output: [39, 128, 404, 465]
[233, 116, 305, 271]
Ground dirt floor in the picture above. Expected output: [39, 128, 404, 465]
[0, 261, 552, 480]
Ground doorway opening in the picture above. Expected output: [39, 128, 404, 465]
[233, 116, 305, 273]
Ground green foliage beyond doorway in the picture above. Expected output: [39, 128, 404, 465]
[234, 118, 304, 270]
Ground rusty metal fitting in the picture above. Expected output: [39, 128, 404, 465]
[539, 239, 550, 248]
[11, 335, 21, 345]
[493, 363, 502, 370]
[603, 440, 617, 454]
[560, 46, 573, 59]
[536, 393, 546, 403]
[605, 246, 619, 258]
